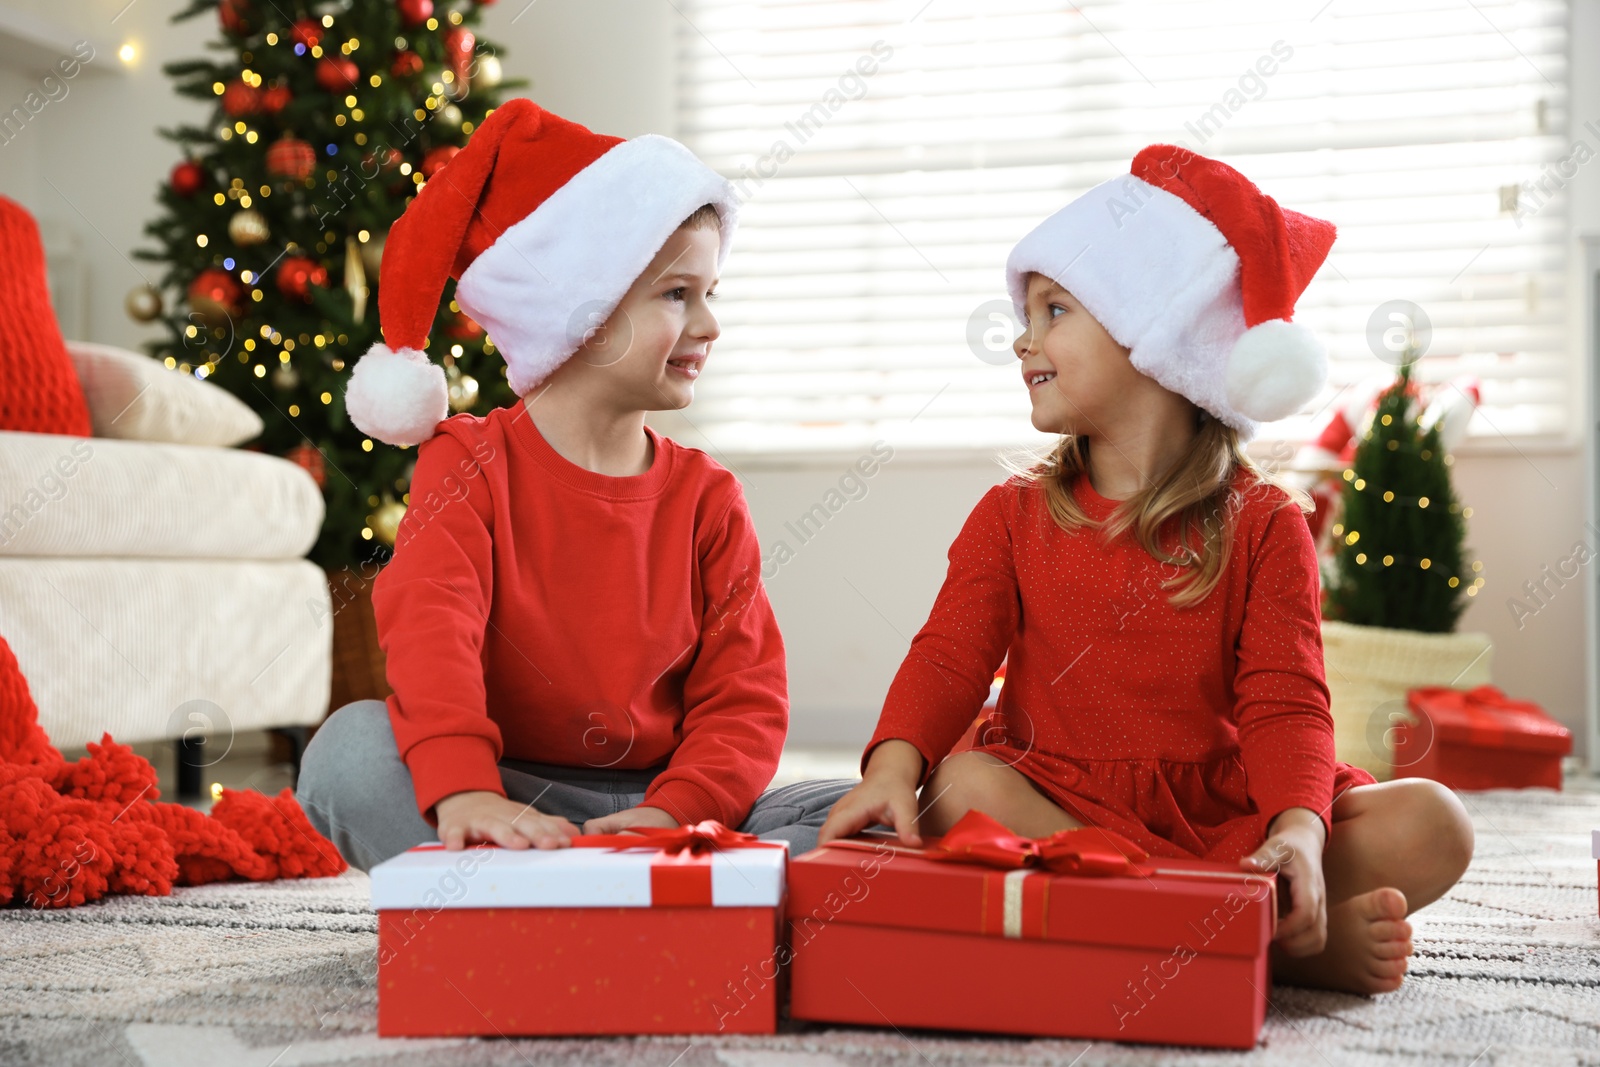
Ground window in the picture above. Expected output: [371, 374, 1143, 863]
[666, 0, 1572, 455]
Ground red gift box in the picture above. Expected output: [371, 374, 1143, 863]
[370, 822, 788, 1036]
[787, 811, 1277, 1049]
[1397, 685, 1571, 790]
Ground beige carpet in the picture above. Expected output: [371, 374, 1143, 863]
[3, 787, 1598, 1066]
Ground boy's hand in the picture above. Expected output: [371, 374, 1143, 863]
[582, 805, 681, 836]
[1241, 806, 1328, 955]
[434, 790, 580, 850]
[817, 739, 926, 847]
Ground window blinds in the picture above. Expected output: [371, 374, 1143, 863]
[665, 0, 1572, 455]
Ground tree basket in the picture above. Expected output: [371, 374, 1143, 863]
[325, 565, 392, 717]
[1321, 619, 1493, 781]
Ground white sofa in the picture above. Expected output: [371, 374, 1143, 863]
[0, 341, 332, 770]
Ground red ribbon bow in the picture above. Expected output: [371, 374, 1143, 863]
[924, 809, 1150, 876]
[569, 819, 783, 856]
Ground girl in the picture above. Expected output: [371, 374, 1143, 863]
[818, 145, 1474, 997]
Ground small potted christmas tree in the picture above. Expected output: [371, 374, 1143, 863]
[1320, 357, 1492, 779]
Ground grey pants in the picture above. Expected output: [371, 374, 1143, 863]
[296, 699, 859, 873]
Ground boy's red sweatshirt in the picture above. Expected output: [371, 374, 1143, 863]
[370, 402, 787, 828]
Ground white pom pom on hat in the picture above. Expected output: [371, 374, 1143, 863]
[344, 98, 739, 447]
[1005, 144, 1337, 442]
[343, 345, 449, 448]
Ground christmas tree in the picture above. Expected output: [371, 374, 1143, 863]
[1322, 359, 1481, 632]
[131, 0, 527, 571]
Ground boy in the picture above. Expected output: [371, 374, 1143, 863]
[296, 99, 855, 871]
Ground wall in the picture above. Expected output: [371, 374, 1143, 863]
[1, 0, 1593, 759]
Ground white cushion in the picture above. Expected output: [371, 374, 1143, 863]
[65, 340, 264, 447]
[0, 430, 323, 560]
[0, 557, 331, 748]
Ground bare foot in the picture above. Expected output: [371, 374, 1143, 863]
[1270, 887, 1413, 995]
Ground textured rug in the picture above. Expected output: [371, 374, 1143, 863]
[2, 787, 1598, 1066]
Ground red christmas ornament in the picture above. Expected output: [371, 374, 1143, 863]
[442, 26, 475, 86]
[169, 160, 206, 197]
[221, 79, 262, 117]
[315, 56, 360, 93]
[285, 442, 327, 489]
[444, 309, 485, 341]
[420, 145, 458, 179]
[361, 145, 403, 174]
[397, 0, 433, 27]
[188, 268, 244, 317]
[290, 18, 324, 48]
[266, 136, 317, 181]
[218, 0, 252, 36]
[260, 83, 292, 113]
[277, 257, 329, 301]
[390, 49, 423, 78]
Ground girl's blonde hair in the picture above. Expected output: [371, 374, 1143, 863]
[999, 408, 1314, 609]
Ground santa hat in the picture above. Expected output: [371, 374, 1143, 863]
[1005, 144, 1337, 442]
[345, 98, 739, 447]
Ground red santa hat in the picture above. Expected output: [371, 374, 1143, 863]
[1005, 144, 1337, 442]
[345, 98, 739, 447]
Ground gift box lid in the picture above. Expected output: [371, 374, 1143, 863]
[370, 839, 787, 911]
[790, 827, 1276, 958]
[1408, 685, 1573, 756]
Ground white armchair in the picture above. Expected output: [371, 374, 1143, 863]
[0, 340, 332, 794]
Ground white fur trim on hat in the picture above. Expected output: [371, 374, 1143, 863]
[1006, 175, 1264, 439]
[453, 134, 738, 397]
[1226, 318, 1327, 423]
[344, 343, 449, 447]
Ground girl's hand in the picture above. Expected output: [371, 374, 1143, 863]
[434, 790, 581, 850]
[1242, 806, 1328, 956]
[817, 739, 926, 847]
[581, 805, 681, 835]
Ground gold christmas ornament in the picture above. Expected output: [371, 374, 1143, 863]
[228, 208, 270, 246]
[125, 284, 163, 322]
[474, 54, 502, 88]
[360, 230, 386, 277]
[344, 235, 369, 323]
[446, 363, 479, 412]
[370, 494, 407, 546]
[272, 361, 299, 390]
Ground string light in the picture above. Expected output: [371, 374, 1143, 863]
[1338, 468, 1464, 512]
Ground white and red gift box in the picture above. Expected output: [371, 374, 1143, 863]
[369, 822, 788, 1036]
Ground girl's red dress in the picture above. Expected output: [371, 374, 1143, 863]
[864, 465, 1375, 862]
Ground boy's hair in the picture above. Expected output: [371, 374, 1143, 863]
[679, 203, 722, 231]
[999, 411, 1312, 609]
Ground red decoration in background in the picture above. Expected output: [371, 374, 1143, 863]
[169, 160, 206, 197]
[260, 83, 292, 114]
[0, 630, 345, 909]
[362, 146, 403, 173]
[266, 136, 317, 181]
[397, 0, 434, 27]
[290, 18, 324, 48]
[218, 0, 252, 36]
[421, 145, 458, 178]
[444, 309, 484, 340]
[286, 442, 328, 489]
[442, 26, 475, 88]
[277, 257, 329, 301]
[220, 79, 261, 116]
[187, 268, 244, 317]
[315, 56, 360, 93]
[390, 50, 423, 78]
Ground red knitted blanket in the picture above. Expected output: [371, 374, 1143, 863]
[0, 633, 346, 908]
